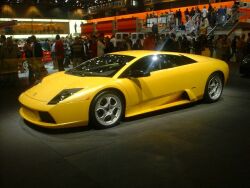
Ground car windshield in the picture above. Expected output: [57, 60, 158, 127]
[66, 54, 135, 77]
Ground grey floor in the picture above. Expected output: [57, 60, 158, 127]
[0, 63, 250, 188]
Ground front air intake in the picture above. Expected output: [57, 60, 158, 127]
[39, 112, 56, 124]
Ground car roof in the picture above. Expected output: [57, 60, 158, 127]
[110, 50, 183, 59]
[110, 50, 217, 63]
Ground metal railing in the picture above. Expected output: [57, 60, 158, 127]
[184, 13, 200, 34]
[207, 10, 239, 37]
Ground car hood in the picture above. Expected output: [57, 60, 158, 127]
[25, 72, 114, 102]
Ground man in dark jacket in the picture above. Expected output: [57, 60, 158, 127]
[32, 35, 43, 58]
[71, 36, 83, 67]
[30, 35, 46, 81]
[152, 22, 158, 35]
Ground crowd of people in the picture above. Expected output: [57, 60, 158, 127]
[0, 1, 249, 86]
[147, 2, 239, 37]
[1, 31, 249, 82]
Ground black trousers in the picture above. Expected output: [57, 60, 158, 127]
[57, 58, 65, 71]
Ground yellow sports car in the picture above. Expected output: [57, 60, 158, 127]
[19, 51, 229, 129]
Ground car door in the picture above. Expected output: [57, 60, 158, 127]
[118, 54, 185, 115]
[118, 54, 200, 116]
[162, 55, 203, 99]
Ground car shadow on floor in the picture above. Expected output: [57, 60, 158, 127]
[124, 100, 202, 122]
[23, 119, 92, 134]
[22, 100, 209, 134]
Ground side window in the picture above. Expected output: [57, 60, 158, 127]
[121, 54, 196, 77]
[121, 55, 161, 77]
[160, 55, 174, 69]
[161, 55, 196, 69]
[129, 55, 161, 73]
[179, 55, 197, 65]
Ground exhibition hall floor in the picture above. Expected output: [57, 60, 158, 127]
[1, 63, 250, 188]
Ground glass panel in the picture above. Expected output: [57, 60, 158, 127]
[66, 54, 135, 77]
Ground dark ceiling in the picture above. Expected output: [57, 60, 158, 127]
[0, 0, 113, 9]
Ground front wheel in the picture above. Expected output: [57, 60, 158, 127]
[90, 91, 124, 129]
[204, 73, 224, 103]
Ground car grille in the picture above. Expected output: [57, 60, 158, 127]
[39, 111, 56, 124]
[21, 105, 56, 124]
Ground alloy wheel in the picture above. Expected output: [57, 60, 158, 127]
[94, 93, 122, 127]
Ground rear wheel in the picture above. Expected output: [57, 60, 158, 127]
[90, 91, 124, 129]
[204, 73, 224, 103]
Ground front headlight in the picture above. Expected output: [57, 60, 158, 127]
[48, 88, 82, 105]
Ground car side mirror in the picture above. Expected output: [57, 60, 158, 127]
[129, 69, 151, 78]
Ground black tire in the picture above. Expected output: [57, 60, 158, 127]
[204, 72, 224, 103]
[89, 90, 124, 129]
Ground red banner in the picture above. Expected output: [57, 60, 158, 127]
[96, 20, 113, 33]
[82, 23, 94, 34]
[117, 18, 137, 32]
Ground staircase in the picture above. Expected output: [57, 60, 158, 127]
[207, 7, 250, 37]
[211, 21, 239, 36]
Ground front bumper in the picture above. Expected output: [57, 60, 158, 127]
[19, 93, 90, 128]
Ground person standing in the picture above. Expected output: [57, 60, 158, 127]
[190, 7, 195, 18]
[24, 38, 33, 59]
[1, 37, 20, 83]
[163, 33, 178, 52]
[0, 35, 7, 72]
[193, 36, 202, 55]
[51, 41, 57, 69]
[207, 35, 215, 57]
[110, 35, 117, 51]
[246, 33, 250, 55]
[82, 38, 89, 61]
[184, 8, 190, 22]
[124, 35, 132, 50]
[71, 37, 83, 67]
[104, 37, 114, 53]
[221, 35, 231, 62]
[176, 9, 182, 27]
[43, 39, 51, 51]
[132, 39, 143, 50]
[23, 37, 34, 83]
[89, 35, 97, 58]
[143, 33, 156, 50]
[215, 35, 224, 59]
[74, 22, 77, 33]
[236, 34, 246, 63]
[63, 37, 71, 68]
[31, 35, 45, 80]
[181, 35, 190, 53]
[202, 6, 208, 19]
[55, 34, 65, 71]
[97, 34, 105, 57]
[217, 5, 226, 25]
[152, 22, 158, 35]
